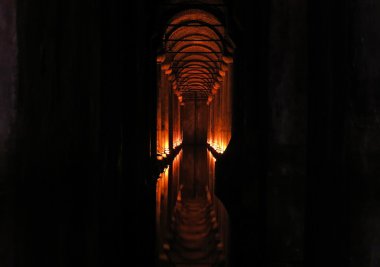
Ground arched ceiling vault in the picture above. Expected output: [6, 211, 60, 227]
[158, 9, 234, 103]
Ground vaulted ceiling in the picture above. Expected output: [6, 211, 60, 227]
[158, 8, 234, 103]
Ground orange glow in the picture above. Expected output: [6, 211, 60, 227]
[222, 55, 233, 64]
[159, 9, 234, 103]
[156, 7, 232, 158]
[156, 8, 233, 158]
[155, 8, 233, 264]
[208, 136, 230, 154]
[155, 150, 182, 263]
[173, 139, 182, 149]
[161, 62, 170, 70]
[157, 54, 166, 63]
[207, 57, 232, 155]
[156, 166, 169, 260]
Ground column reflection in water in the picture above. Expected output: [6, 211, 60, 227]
[178, 146, 216, 199]
[156, 150, 183, 262]
[208, 149, 216, 195]
[156, 166, 168, 262]
[155, 147, 229, 266]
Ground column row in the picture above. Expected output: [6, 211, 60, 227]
[156, 63, 183, 159]
[207, 63, 233, 154]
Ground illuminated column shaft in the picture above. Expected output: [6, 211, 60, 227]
[211, 100, 216, 147]
[172, 94, 181, 147]
[208, 102, 211, 145]
[207, 103, 211, 144]
[169, 84, 173, 153]
[226, 63, 233, 146]
[219, 85, 223, 151]
[172, 94, 177, 149]
[207, 62, 233, 153]
[222, 70, 228, 151]
[221, 65, 232, 151]
[156, 67, 163, 155]
[178, 97, 181, 144]
[217, 85, 222, 152]
[162, 74, 170, 155]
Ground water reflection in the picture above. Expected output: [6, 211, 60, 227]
[156, 150, 182, 262]
[180, 146, 215, 199]
[156, 146, 229, 266]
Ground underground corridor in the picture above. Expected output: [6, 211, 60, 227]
[2, 0, 380, 267]
[154, 9, 234, 266]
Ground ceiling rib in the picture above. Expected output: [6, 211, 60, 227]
[160, 9, 233, 103]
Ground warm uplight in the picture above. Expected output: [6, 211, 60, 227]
[156, 8, 233, 265]
[173, 139, 182, 149]
[208, 140, 229, 154]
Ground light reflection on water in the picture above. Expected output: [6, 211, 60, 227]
[155, 146, 229, 265]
